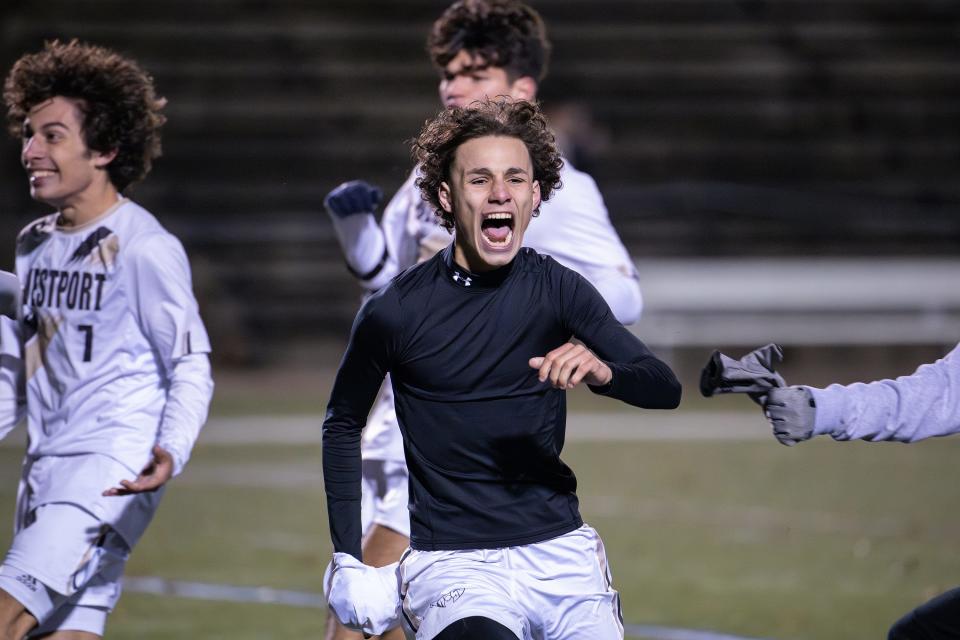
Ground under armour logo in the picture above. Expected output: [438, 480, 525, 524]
[452, 271, 472, 287]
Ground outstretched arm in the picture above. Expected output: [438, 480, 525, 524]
[769, 343, 960, 445]
[325, 181, 390, 285]
[325, 173, 430, 292]
[706, 343, 960, 445]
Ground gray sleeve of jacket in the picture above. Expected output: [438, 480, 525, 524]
[808, 342, 960, 442]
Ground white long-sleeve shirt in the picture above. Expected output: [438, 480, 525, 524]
[0, 199, 213, 478]
[809, 342, 960, 442]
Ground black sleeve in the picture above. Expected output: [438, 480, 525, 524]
[553, 263, 681, 409]
[322, 288, 401, 559]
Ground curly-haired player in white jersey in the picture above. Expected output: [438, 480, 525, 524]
[322, 2, 641, 639]
[0, 41, 213, 639]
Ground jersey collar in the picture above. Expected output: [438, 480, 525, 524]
[440, 244, 516, 290]
[56, 197, 129, 234]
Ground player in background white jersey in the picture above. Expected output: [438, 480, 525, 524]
[322, 2, 641, 639]
[0, 41, 213, 639]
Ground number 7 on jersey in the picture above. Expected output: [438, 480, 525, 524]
[78, 324, 94, 362]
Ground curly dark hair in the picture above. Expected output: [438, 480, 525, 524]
[413, 99, 563, 230]
[4, 39, 166, 192]
[428, 0, 551, 83]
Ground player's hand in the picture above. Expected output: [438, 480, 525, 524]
[529, 342, 612, 389]
[764, 386, 817, 446]
[103, 445, 174, 496]
[323, 552, 400, 636]
[324, 181, 383, 218]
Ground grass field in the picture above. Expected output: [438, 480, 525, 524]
[1, 372, 958, 639]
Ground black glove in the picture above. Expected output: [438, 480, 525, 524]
[324, 181, 383, 218]
[699, 343, 785, 404]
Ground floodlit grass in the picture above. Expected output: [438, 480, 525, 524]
[568, 438, 960, 639]
[1, 416, 958, 639]
[107, 595, 324, 639]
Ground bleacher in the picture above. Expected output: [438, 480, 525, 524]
[1, 0, 957, 362]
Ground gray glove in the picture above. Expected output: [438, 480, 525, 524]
[699, 343, 785, 404]
[765, 386, 817, 446]
[0, 271, 19, 319]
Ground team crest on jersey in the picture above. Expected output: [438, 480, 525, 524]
[16, 218, 55, 256]
[430, 587, 465, 608]
[70, 227, 119, 269]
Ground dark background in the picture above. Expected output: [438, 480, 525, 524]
[2, 0, 958, 369]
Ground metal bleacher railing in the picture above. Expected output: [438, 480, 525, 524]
[632, 257, 960, 348]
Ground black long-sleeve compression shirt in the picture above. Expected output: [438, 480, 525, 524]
[323, 245, 680, 559]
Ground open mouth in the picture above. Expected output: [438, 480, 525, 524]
[29, 169, 56, 184]
[480, 212, 514, 248]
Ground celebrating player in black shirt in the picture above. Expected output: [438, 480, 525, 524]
[322, 100, 680, 640]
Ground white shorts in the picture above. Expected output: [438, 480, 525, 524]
[0, 503, 130, 636]
[361, 459, 410, 538]
[399, 524, 623, 640]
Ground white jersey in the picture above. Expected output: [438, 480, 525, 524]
[5, 198, 212, 480]
[341, 161, 642, 462]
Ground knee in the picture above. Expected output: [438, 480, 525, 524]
[434, 616, 517, 640]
